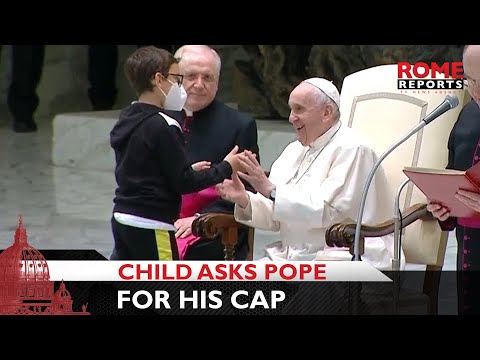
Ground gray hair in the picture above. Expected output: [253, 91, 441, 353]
[174, 45, 222, 76]
[310, 86, 341, 121]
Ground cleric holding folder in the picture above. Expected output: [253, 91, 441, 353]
[109, 46, 243, 261]
[426, 44, 480, 314]
[216, 77, 403, 270]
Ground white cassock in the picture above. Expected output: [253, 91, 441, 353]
[234, 121, 404, 270]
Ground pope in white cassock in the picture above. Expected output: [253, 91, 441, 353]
[216, 77, 404, 270]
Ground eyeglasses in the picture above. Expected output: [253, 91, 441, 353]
[167, 73, 184, 86]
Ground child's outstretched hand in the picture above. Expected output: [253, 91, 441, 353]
[191, 161, 211, 171]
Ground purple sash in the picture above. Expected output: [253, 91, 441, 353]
[177, 186, 220, 260]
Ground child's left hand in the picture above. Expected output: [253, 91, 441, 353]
[191, 161, 211, 171]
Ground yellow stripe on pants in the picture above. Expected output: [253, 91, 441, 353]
[154, 229, 173, 260]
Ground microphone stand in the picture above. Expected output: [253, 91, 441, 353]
[350, 124, 425, 315]
[392, 178, 410, 314]
[348, 121, 426, 315]
[353, 121, 428, 261]
[353, 94, 458, 261]
[349, 94, 458, 315]
[393, 178, 411, 271]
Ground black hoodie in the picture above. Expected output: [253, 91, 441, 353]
[110, 102, 232, 225]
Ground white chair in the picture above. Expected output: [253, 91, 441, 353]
[325, 64, 468, 314]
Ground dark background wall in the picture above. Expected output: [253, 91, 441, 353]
[0, 45, 464, 124]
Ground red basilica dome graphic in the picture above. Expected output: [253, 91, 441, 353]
[0, 216, 89, 315]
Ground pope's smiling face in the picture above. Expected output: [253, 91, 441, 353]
[288, 82, 336, 146]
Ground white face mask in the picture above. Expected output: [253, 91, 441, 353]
[162, 80, 188, 111]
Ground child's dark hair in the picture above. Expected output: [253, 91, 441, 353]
[124, 46, 178, 95]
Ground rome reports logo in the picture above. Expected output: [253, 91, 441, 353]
[0, 216, 89, 315]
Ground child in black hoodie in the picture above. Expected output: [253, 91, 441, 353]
[109, 46, 241, 261]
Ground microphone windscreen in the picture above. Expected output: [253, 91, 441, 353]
[446, 94, 459, 109]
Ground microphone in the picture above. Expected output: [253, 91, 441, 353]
[352, 94, 460, 263]
[423, 94, 459, 125]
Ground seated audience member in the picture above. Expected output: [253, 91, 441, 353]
[217, 77, 400, 270]
[109, 46, 243, 261]
[172, 45, 260, 260]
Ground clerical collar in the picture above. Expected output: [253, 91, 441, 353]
[308, 120, 342, 150]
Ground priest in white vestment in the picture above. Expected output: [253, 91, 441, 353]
[216, 77, 404, 271]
